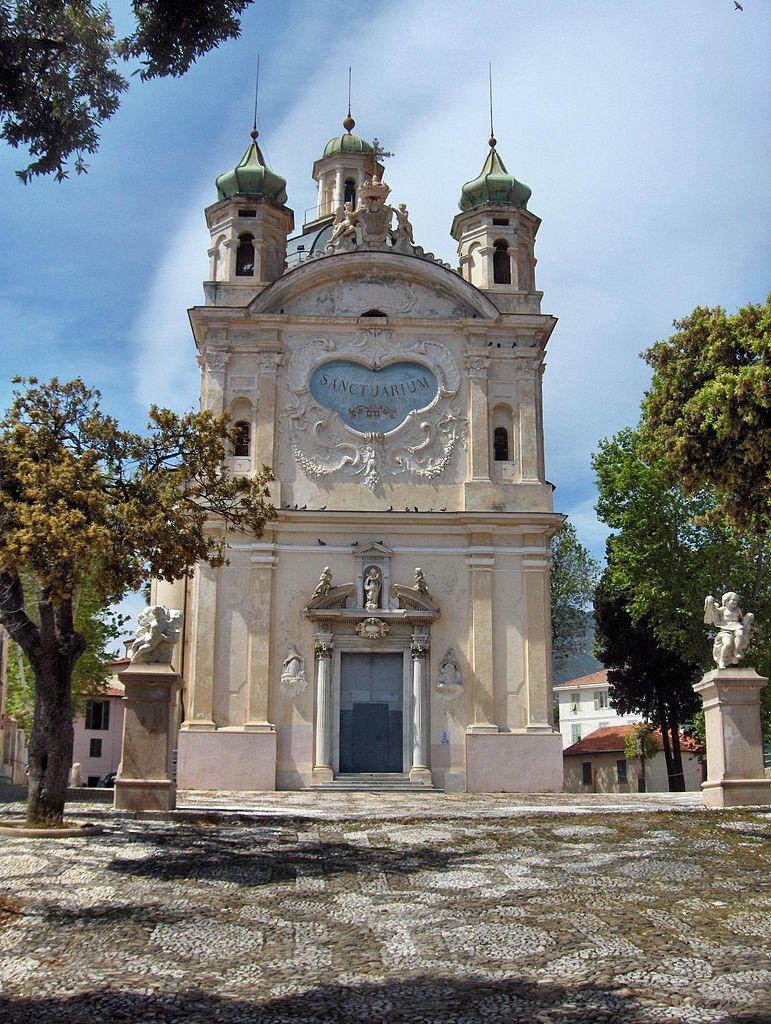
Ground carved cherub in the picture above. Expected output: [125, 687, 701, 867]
[393, 203, 414, 243]
[704, 592, 755, 669]
[330, 202, 359, 244]
[129, 606, 183, 664]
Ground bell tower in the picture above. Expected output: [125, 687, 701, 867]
[204, 130, 294, 305]
[307, 112, 383, 229]
[451, 137, 540, 306]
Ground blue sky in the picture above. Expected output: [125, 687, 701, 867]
[1, 0, 769, 630]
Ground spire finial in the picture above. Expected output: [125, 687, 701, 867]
[251, 53, 260, 140]
[488, 61, 496, 148]
[343, 66, 355, 132]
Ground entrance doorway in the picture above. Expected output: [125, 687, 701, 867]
[339, 652, 403, 773]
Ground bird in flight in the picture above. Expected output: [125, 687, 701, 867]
[734, 1, 743, 10]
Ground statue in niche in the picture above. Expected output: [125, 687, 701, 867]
[437, 648, 462, 696]
[312, 566, 333, 600]
[414, 567, 430, 597]
[129, 606, 183, 664]
[280, 644, 307, 698]
[704, 592, 755, 670]
[364, 567, 382, 610]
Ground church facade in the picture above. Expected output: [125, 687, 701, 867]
[153, 114, 564, 793]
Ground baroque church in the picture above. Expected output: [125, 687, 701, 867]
[151, 111, 564, 793]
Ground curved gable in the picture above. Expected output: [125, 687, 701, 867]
[250, 251, 499, 320]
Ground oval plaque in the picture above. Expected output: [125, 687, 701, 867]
[309, 359, 438, 432]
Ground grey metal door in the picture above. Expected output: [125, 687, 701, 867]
[339, 652, 403, 773]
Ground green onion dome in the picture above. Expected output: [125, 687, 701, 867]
[215, 130, 288, 204]
[459, 140, 531, 211]
[322, 113, 374, 158]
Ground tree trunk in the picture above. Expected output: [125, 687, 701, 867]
[25, 595, 86, 825]
[27, 657, 75, 825]
[667, 713, 686, 792]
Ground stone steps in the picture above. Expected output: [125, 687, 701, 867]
[311, 773, 442, 793]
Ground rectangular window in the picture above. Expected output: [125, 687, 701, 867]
[581, 761, 592, 786]
[85, 700, 110, 731]
[571, 725, 582, 744]
[594, 690, 609, 710]
[89, 738, 102, 758]
[616, 759, 628, 784]
[570, 692, 581, 712]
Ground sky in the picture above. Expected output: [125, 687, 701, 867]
[1, 0, 769, 630]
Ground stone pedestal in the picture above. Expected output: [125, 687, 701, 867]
[465, 732, 563, 793]
[115, 663, 181, 811]
[693, 668, 771, 808]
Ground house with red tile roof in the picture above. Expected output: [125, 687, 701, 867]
[71, 660, 129, 787]
[563, 724, 703, 793]
[554, 670, 645, 750]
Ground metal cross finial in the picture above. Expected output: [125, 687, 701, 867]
[371, 138, 394, 161]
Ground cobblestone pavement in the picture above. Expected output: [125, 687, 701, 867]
[0, 792, 769, 1023]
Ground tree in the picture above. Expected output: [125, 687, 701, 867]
[594, 574, 701, 791]
[0, 377, 274, 825]
[550, 521, 600, 673]
[0, 1, 251, 182]
[593, 427, 771, 675]
[641, 296, 771, 537]
[4, 569, 125, 735]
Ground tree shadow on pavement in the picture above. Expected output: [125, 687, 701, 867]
[0, 974, 763, 1024]
[107, 825, 467, 888]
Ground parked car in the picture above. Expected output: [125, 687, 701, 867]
[97, 772, 117, 788]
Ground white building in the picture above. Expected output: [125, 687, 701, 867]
[151, 111, 566, 793]
[554, 670, 644, 749]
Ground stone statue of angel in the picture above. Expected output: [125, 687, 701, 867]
[414, 567, 430, 596]
[312, 566, 333, 600]
[704, 592, 754, 670]
[129, 606, 183, 664]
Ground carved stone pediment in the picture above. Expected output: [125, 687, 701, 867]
[392, 584, 440, 615]
[305, 583, 354, 612]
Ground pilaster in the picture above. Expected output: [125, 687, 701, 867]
[181, 560, 218, 730]
[245, 548, 278, 731]
[466, 535, 498, 733]
[465, 354, 491, 482]
[256, 352, 283, 475]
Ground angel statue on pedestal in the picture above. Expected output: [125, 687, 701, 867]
[704, 592, 754, 670]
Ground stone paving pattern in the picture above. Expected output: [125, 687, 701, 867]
[0, 792, 769, 1023]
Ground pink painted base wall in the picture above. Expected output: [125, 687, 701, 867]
[466, 732, 563, 793]
[177, 730, 277, 791]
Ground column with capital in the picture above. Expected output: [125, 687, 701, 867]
[410, 631, 433, 785]
[465, 354, 491, 482]
[312, 631, 334, 783]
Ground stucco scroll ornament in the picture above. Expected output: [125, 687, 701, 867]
[436, 648, 463, 697]
[284, 337, 467, 492]
[355, 617, 390, 639]
[704, 593, 755, 670]
[280, 645, 307, 698]
[129, 606, 183, 664]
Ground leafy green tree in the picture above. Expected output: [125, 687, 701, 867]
[550, 521, 600, 673]
[0, 1, 251, 182]
[594, 574, 701, 791]
[593, 427, 771, 676]
[0, 377, 274, 825]
[641, 296, 771, 536]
